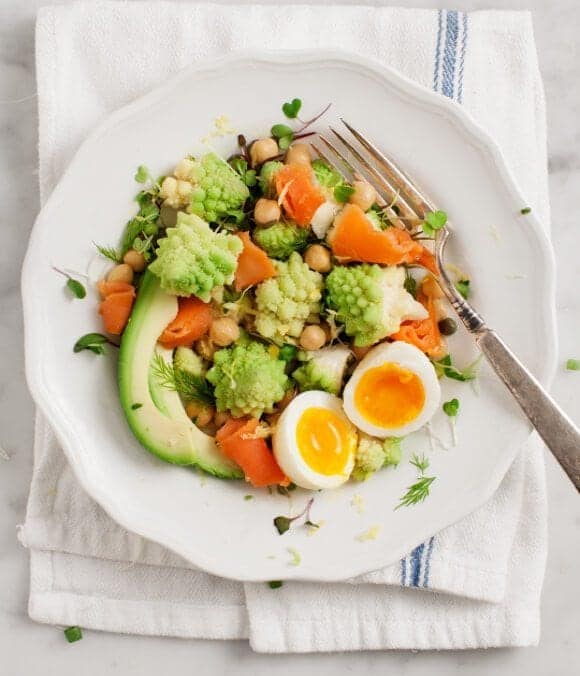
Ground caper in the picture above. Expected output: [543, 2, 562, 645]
[438, 317, 458, 336]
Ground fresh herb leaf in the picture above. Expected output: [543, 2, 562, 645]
[404, 270, 417, 298]
[64, 626, 83, 643]
[520, 207, 532, 215]
[566, 359, 580, 371]
[244, 494, 254, 501]
[273, 516, 291, 535]
[395, 476, 436, 509]
[334, 184, 355, 203]
[278, 135, 293, 150]
[433, 354, 481, 382]
[279, 344, 298, 363]
[134, 165, 152, 184]
[271, 123, 294, 139]
[409, 453, 430, 474]
[268, 580, 283, 589]
[455, 279, 470, 299]
[150, 353, 214, 406]
[273, 498, 315, 535]
[66, 278, 86, 299]
[442, 398, 460, 417]
[282, 98, 302, 119]
[53, 267, 86, 299]
[94, 243, 122, 263]
[73, 333, 111, 355]
[131, 403, 143, 411]
[422, 210, 448, 237]
[229, 156, 257, 187]
[304, 519, 319, 529]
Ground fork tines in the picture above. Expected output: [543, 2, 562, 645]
[311, 120, 438, 229]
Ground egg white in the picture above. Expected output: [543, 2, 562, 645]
[273, 391, 356, 490]
[343, 341, 441, 438]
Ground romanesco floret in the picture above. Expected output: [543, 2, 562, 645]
[351, 435, 402, 481]
[325, 264, 427, 346]
[149, 212, 243, 300]
[206, 341, 289, 417]
[312, 159, 342, 189]
[255, 252, 324, 344]
[253, 222, 309, 260]
[292, 346, 352, 395]
[258, 161, 283, 196]
[173, 346, 205, 377]
[179, 153, 249, 223]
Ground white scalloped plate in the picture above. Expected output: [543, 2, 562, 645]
[22, 51, 556, 581]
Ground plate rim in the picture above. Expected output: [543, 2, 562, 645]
[22, 49, 558, 581]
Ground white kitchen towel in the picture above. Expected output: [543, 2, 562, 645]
[20, 2, 550, 651]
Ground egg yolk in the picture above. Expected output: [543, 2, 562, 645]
[354, 362, 425, 428]
[296, 407, 357, 475]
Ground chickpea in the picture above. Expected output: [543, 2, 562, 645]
[107, 263, 134, 284]
[299, 324, 327, 351]
[349, 180, 377, 212]
[214, 411, 230, 428]
[195, 406, 215, 428]
[123, 248, 147, 272]
[285, 143, 311, 167]
[210, 317, 240, 347]
[421, 275, 444, 299]
[195, 335, 216, 361]
[254, 198, 281, 226]
[352, 344, 371, 361]
[304, 244, 332, 273]
[185, 401, 204, 419]
[250, 138, 279, 166]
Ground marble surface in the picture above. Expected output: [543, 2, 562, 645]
[1, 0, 578, 674]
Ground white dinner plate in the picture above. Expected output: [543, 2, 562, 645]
[22, 51, 556, 581]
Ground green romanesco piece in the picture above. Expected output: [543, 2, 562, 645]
[173, 346, 205, 377]
[206, 341, 289, 417]
[148, 212, 243, 300]
[325, 264, 425, 347]
[184, 153, 249, 223]
[351, 436, 402, 482]
[292, 346, 352, 395]
[255, 252, 324, 345]
[311, 159, 343, 189]
[253, 222, 309, 260]
[258, 161, 283, 197]
[383, 437, 403, 467]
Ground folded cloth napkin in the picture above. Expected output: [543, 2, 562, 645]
[20, 1, 550, 652]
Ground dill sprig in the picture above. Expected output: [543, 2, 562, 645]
[395, 453, 436, 510]
[94, 243, 122, 263]
[150, 353, 214, 406]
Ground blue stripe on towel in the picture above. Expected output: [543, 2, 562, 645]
[400, 10, 469, 590]
[433, 9, 444, 92]
[457, 12, 468, 103]
[422, 536, 435, 587]
[441, 10, 459, 98]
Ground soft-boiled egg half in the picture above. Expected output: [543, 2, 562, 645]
[273, 391, 358, 490]
[343, 341, 441, 438]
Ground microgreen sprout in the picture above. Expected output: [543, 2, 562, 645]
[53, 267, 86, 299]
[273, 497, 317, 535]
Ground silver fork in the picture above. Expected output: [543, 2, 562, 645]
[314, 121, 580, 492]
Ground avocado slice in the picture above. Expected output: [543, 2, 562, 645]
[118, 270, 242, 479]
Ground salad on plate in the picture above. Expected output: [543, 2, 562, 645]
[70, 99, 474, 496]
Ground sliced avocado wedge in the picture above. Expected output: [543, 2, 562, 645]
[118, 271, 242, 479]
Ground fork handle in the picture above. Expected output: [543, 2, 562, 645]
[476, 329, 580, 491]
